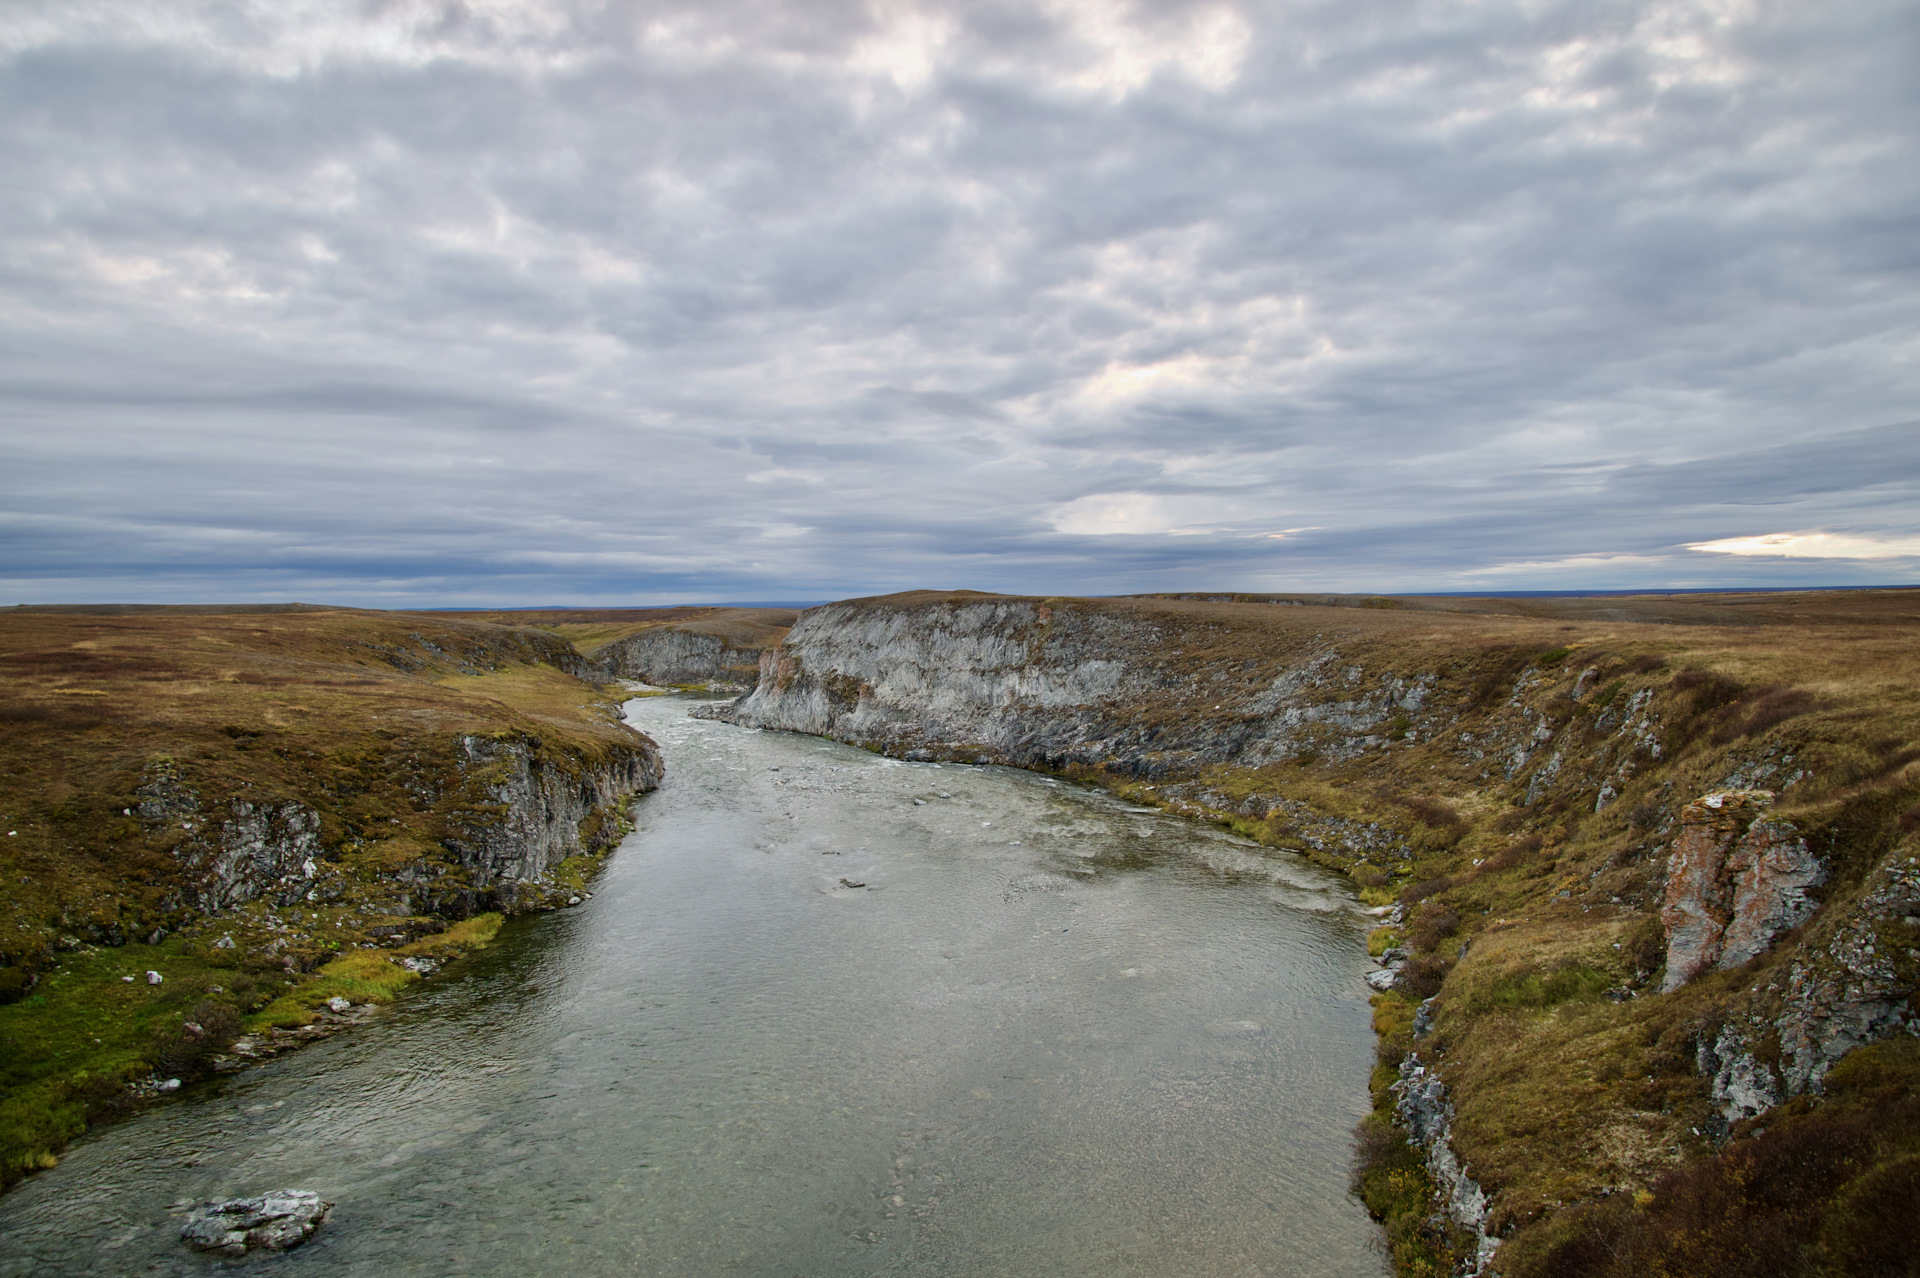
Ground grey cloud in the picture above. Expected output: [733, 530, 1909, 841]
[1, 0, 1916, 603]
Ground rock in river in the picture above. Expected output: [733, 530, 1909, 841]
[179, 1189, 332, 1256]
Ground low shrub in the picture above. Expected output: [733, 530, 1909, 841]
[1709, 686, 1825, 744]
[1399, 876, 1453, 906]
[1480, 835, 1544, 872]
[1398, 954, 1449, 1000]
[1499, 1037, 1920, 1278]
[1407, 904, 1461, 953]
[146, 999, 242, 1079]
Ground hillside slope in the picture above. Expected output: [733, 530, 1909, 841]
[453, 606, 799, 689]
[0, 606, 661, 1188]
[713, 588, 1920, 1276]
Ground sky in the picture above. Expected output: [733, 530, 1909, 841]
[2, 0, 1917, 606]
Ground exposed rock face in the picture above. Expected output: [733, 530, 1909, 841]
[179, 1189, 330, 1256]
[1696, 855, 1920, 1121]
[1696, 1023, 1782, 1123]
[1661, 790, 1824, 991]
[139, 765, 328, 912]
[138, 733, 663, 924]
[193, 802, 326, 912]
[1773, 855, 1920, 1095]
[441, 734, 663, 907]
[595, 612, 795, 689]
[597, 627, 765, 688]
[712, 596, 1435, 773]
[1393, 1055, 1498, 1274]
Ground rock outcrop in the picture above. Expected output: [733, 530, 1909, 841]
[1660, 790, 1824, 991]
[179, 1189, 331, 1256]
[440, 732, 662, 907]
[593, 609, 797, 690]
[135, 733, 661, 923]
[1393, 1056, 1498, 1273]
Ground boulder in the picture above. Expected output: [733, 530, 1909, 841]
[1660, 791, 1824, 991]
[179, 1189, 332, 1256]
[1365, 966, 1402, 992]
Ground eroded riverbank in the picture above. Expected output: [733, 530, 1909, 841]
[0, 695, 1385, 1277]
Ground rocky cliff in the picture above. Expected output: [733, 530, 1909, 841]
[715, 592, 1437, 771]
[590, 607, 797, 690]
[710, 588, 1920, 1278]
[131, 729, 662, 922]
[441, 731, 662, 910]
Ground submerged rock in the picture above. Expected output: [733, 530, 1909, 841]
[179, 1189, 332, 1256]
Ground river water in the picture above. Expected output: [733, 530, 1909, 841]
[0, 695, 1387, 1277]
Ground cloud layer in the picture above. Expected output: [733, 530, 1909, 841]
[2, 0, 1917, 603]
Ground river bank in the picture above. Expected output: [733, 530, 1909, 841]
[0, 693, 1387, 1277]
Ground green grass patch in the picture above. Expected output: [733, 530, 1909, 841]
[0, 937, 276, 1188]
[249, 952, 419, 1029]
[1463, 960, 1613, 1014]
[250, 912, 504, 1028]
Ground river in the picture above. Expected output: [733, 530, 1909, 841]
[0, 694, 1388, 1276]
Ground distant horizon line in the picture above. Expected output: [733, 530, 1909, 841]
[15, 583, 1916, 614]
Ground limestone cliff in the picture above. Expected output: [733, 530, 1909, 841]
[129, 730, 662, 924]
[591, 607, 797, 690]
[441, 731, 663, 909]
[714, 593, 1437, 772]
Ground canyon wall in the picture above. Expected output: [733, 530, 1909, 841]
[593, 607, 797, 690]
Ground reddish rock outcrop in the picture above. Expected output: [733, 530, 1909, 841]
[1661, 790, 1825, 991]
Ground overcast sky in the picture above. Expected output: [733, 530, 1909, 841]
[2, 0, 1916, 605]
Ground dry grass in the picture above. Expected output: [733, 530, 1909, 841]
[447, 606, 799, 657]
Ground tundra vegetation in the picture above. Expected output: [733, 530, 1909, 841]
[0, 605, 661, 1189]
[456, 605, 797, 691]
[710, 587, 1920, 1278]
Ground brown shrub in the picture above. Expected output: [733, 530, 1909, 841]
[1397, 954, 1449, 1000]
[1481, 834, 1544, 872]
[1408, 904, 1461, 953]
[1401, 796, 1463, 829]
[1627, 797, 1665, 830]
[1398, 875, 1453, 906]
[1672, 667, 1747, 714]
[1620, 915, 1666, 983]
[146, 999, 242, 1079]
[1709, 685, 1828, 745]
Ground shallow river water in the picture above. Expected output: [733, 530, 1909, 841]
[0, 696, 1388, 1277]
